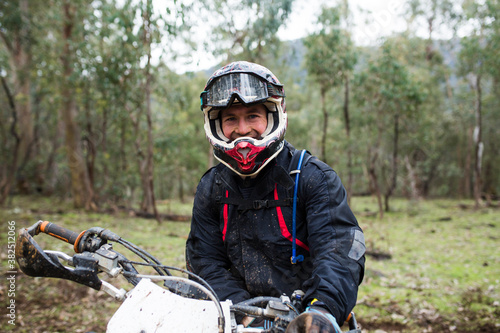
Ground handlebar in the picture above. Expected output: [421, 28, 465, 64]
[25, 220, 110, 253]
[38, 221, 85, 246]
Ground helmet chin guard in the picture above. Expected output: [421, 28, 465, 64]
[214, 138, 285, 177]
[226, 141, 266, 173]
[202, 61, 287, 177]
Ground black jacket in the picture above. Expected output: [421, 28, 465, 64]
[186, 142, 365, 324]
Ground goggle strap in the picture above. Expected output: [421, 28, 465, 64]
[267, 83, 285, 97]
[200, 91, 208, 110]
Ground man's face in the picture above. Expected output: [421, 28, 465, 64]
[220, 104, 268, 142]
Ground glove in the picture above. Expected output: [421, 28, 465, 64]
[286, 306, 342, 333]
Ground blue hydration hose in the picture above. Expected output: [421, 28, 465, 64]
[291, 150, 306, 264]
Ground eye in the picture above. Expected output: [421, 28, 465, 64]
[222, 115, 236, 123]
[249, 112, 265, 119]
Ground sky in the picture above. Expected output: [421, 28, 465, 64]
[277, 0, 410, 44]
[167, 0, 457, 73]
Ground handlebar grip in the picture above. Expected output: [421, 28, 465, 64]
[39, 221, 84, 245]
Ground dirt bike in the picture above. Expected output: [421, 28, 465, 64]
[15, 220, 362, 333]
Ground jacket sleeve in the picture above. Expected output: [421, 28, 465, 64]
[300, 159, 366, 324]
[185, 169, 251, 304]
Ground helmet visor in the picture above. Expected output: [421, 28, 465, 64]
[201, 73, 282, 109]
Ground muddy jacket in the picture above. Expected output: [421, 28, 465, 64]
[186, 142, 365, 324]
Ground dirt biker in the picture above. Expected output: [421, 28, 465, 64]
[186, 61, 365, 332]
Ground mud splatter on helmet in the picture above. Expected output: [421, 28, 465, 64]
[201, 61, 287, 177]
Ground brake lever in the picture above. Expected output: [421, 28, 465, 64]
[45, 250, 74, 265]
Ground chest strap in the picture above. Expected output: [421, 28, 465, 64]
[215, 196, 293, 212]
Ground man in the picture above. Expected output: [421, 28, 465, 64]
[186, 61, 365, 332]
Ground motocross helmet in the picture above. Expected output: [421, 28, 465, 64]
[201, 61, 287, 177]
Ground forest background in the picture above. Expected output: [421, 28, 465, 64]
[1, 0, 499, 216]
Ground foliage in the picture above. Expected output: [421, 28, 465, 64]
[304, 4, 356, 91]
[352, 36, 426, 215]
[0, 0, 499, 211]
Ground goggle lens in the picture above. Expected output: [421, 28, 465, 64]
[201, 73, 283, 109]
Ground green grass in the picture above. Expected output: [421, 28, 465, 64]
[1, 195, 499, 332]
[352, 197, 500, 332]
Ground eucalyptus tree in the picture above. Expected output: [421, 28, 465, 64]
[458, 0, 500, 208]
[394, 37, 449, 200]
[303, 3, 357, 204]
[83, 0, 193, 216]
[0, 0, 39, 204]
[153, 69, 209, 202]
[353, 37, 425, 216]
[79, 0, 146, 208]
[0, 0, 33, 164]
[402, 0, 479, 200]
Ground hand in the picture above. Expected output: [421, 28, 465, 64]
[286, 307, 342, 333]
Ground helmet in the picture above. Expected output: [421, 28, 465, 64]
[201, 61, 287, 177]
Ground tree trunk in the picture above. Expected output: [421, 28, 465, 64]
[0, 76, 20, 205]
[60, 1, 96, 210]
[0, 0, 35, 194]
[482, 128, 494, 207]
[84, 84, 96, 191]
[473, 74, 483, 209]
[16, 0, 34, 166]
[138, 0, 160, 223]
[320, 86, 328, 164]
[343, 76, 352, 205]
[463, 126, 473, 198]
[384, 114, 399, 212]
[43, 120, 65, 196]
[178, 167, 185, 203]
[367, 147, 383, 219]
[404, 155, 421, 201]
[421, 156, 439, 198]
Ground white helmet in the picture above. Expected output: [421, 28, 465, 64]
[201, 61, 287, 177]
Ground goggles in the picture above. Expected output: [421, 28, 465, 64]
[201, 73, 284, 110]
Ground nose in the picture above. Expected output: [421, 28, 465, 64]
[235, 118, 251, 136]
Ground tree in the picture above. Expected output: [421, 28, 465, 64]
[0, 74, 20, 205]
[135, 0, 160, 220]
[0, 0, 34, 203]
[458, 0, 499, 208]
[304, 4, 357, 173]
[58, 0, 96, 210]
[353, 37, 425, 215]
